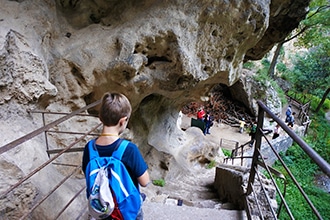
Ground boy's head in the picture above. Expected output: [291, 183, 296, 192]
[99, 92, 132, 126]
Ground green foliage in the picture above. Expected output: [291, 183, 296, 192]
[281, 0, 330, 102]
[272, 111, 330, 219]
[261, 58, 270, 67]
[305, 114, 330, 163]
[285, 47, 330, 98]
[222, 149, 232, 157]
[274, 144, 330, 219]
[254, 58, 272, 87]
[278, 185, 330, 220]
[252, 59, 287, 105]
[297, 0, 330, 49]
[206, 160, 216, 169]
[268, 2, 330, 216]
[323, 98, 330, 110]
[309, 96, 330, 111]
[253, 71, 268, 87]
[276, 62, 288, 74]
[152, 179, 165, 187]
[243, 61, 255, 69]
[286, 90, 330, 111]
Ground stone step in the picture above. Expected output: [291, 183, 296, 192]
[143, 201, 247, 220]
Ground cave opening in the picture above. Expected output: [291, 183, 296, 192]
[181, 84, 255, 124]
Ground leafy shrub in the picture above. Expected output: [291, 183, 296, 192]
[311, 96, 330, 111]
[276, 62, 288, 74]
[283, 46, 330, 99]
[274, 144, 330, 219]
[261, 58, 270, 67]
[243, 61, 255, 69]
[152, 179, 165, 187]
[323, 99, 330, 110]
[222, 149, 232, 157]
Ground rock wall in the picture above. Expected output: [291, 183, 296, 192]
[214, 164, 278, 219]
[0, 0, 310, 218]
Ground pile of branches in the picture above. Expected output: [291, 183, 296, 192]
[181, 90, 255, 127]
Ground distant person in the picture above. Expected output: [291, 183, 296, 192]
[204, 111, 213, 135]
[272, 124, 280, 139]
[287, 112, 296, 127]
[285, 105, 292, 123]
[249, 120, 257, 147]
[82, 92, 150, 220]
[238, 118, 245, 134]
[197, 107, 205, 121]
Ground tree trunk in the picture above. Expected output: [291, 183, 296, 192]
[315, 87, 330, 113]
[268, 42, 284, 79]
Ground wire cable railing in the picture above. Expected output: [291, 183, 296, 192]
[0, 100, 102, 219]
[225, 101, 330, 220]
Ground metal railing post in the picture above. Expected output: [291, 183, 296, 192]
[42, 112, 50, 158]
[246, 106, 264, 195]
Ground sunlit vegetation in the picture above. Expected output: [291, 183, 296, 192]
[262, 0, 330, 218]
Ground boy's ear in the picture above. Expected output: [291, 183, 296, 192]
[119, 116, 128, 126]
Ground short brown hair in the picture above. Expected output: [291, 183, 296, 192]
[99, 92, 132, 126]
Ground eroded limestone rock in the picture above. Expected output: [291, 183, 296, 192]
[0, 0, 310, 218]
[0, 30, 57, 105]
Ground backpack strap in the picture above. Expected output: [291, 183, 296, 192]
[88, 138, 129, 161]
[112, 139, 130, 160]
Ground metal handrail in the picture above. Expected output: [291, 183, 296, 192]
[19, 166, 82, 220]
[257, 101, 330, 177]
[0, 100, 101, 155]
[242, 101, 329, 220]
[0, 123, 101, 200]
[254, 169, 277, 219]
[255, 148, 294, 219]
[0, 100, 102, 219]
[261, 132, 322, 219]
[224, 100, 329, 219]
[54, 185, 86, 220]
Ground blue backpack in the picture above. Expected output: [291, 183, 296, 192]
[85, 139, 141, 220]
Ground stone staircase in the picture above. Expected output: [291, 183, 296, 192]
[139, 166, 248, 220]
[143, 201, 247, 220]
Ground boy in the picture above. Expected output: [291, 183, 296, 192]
[82, 92, 150, 219]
